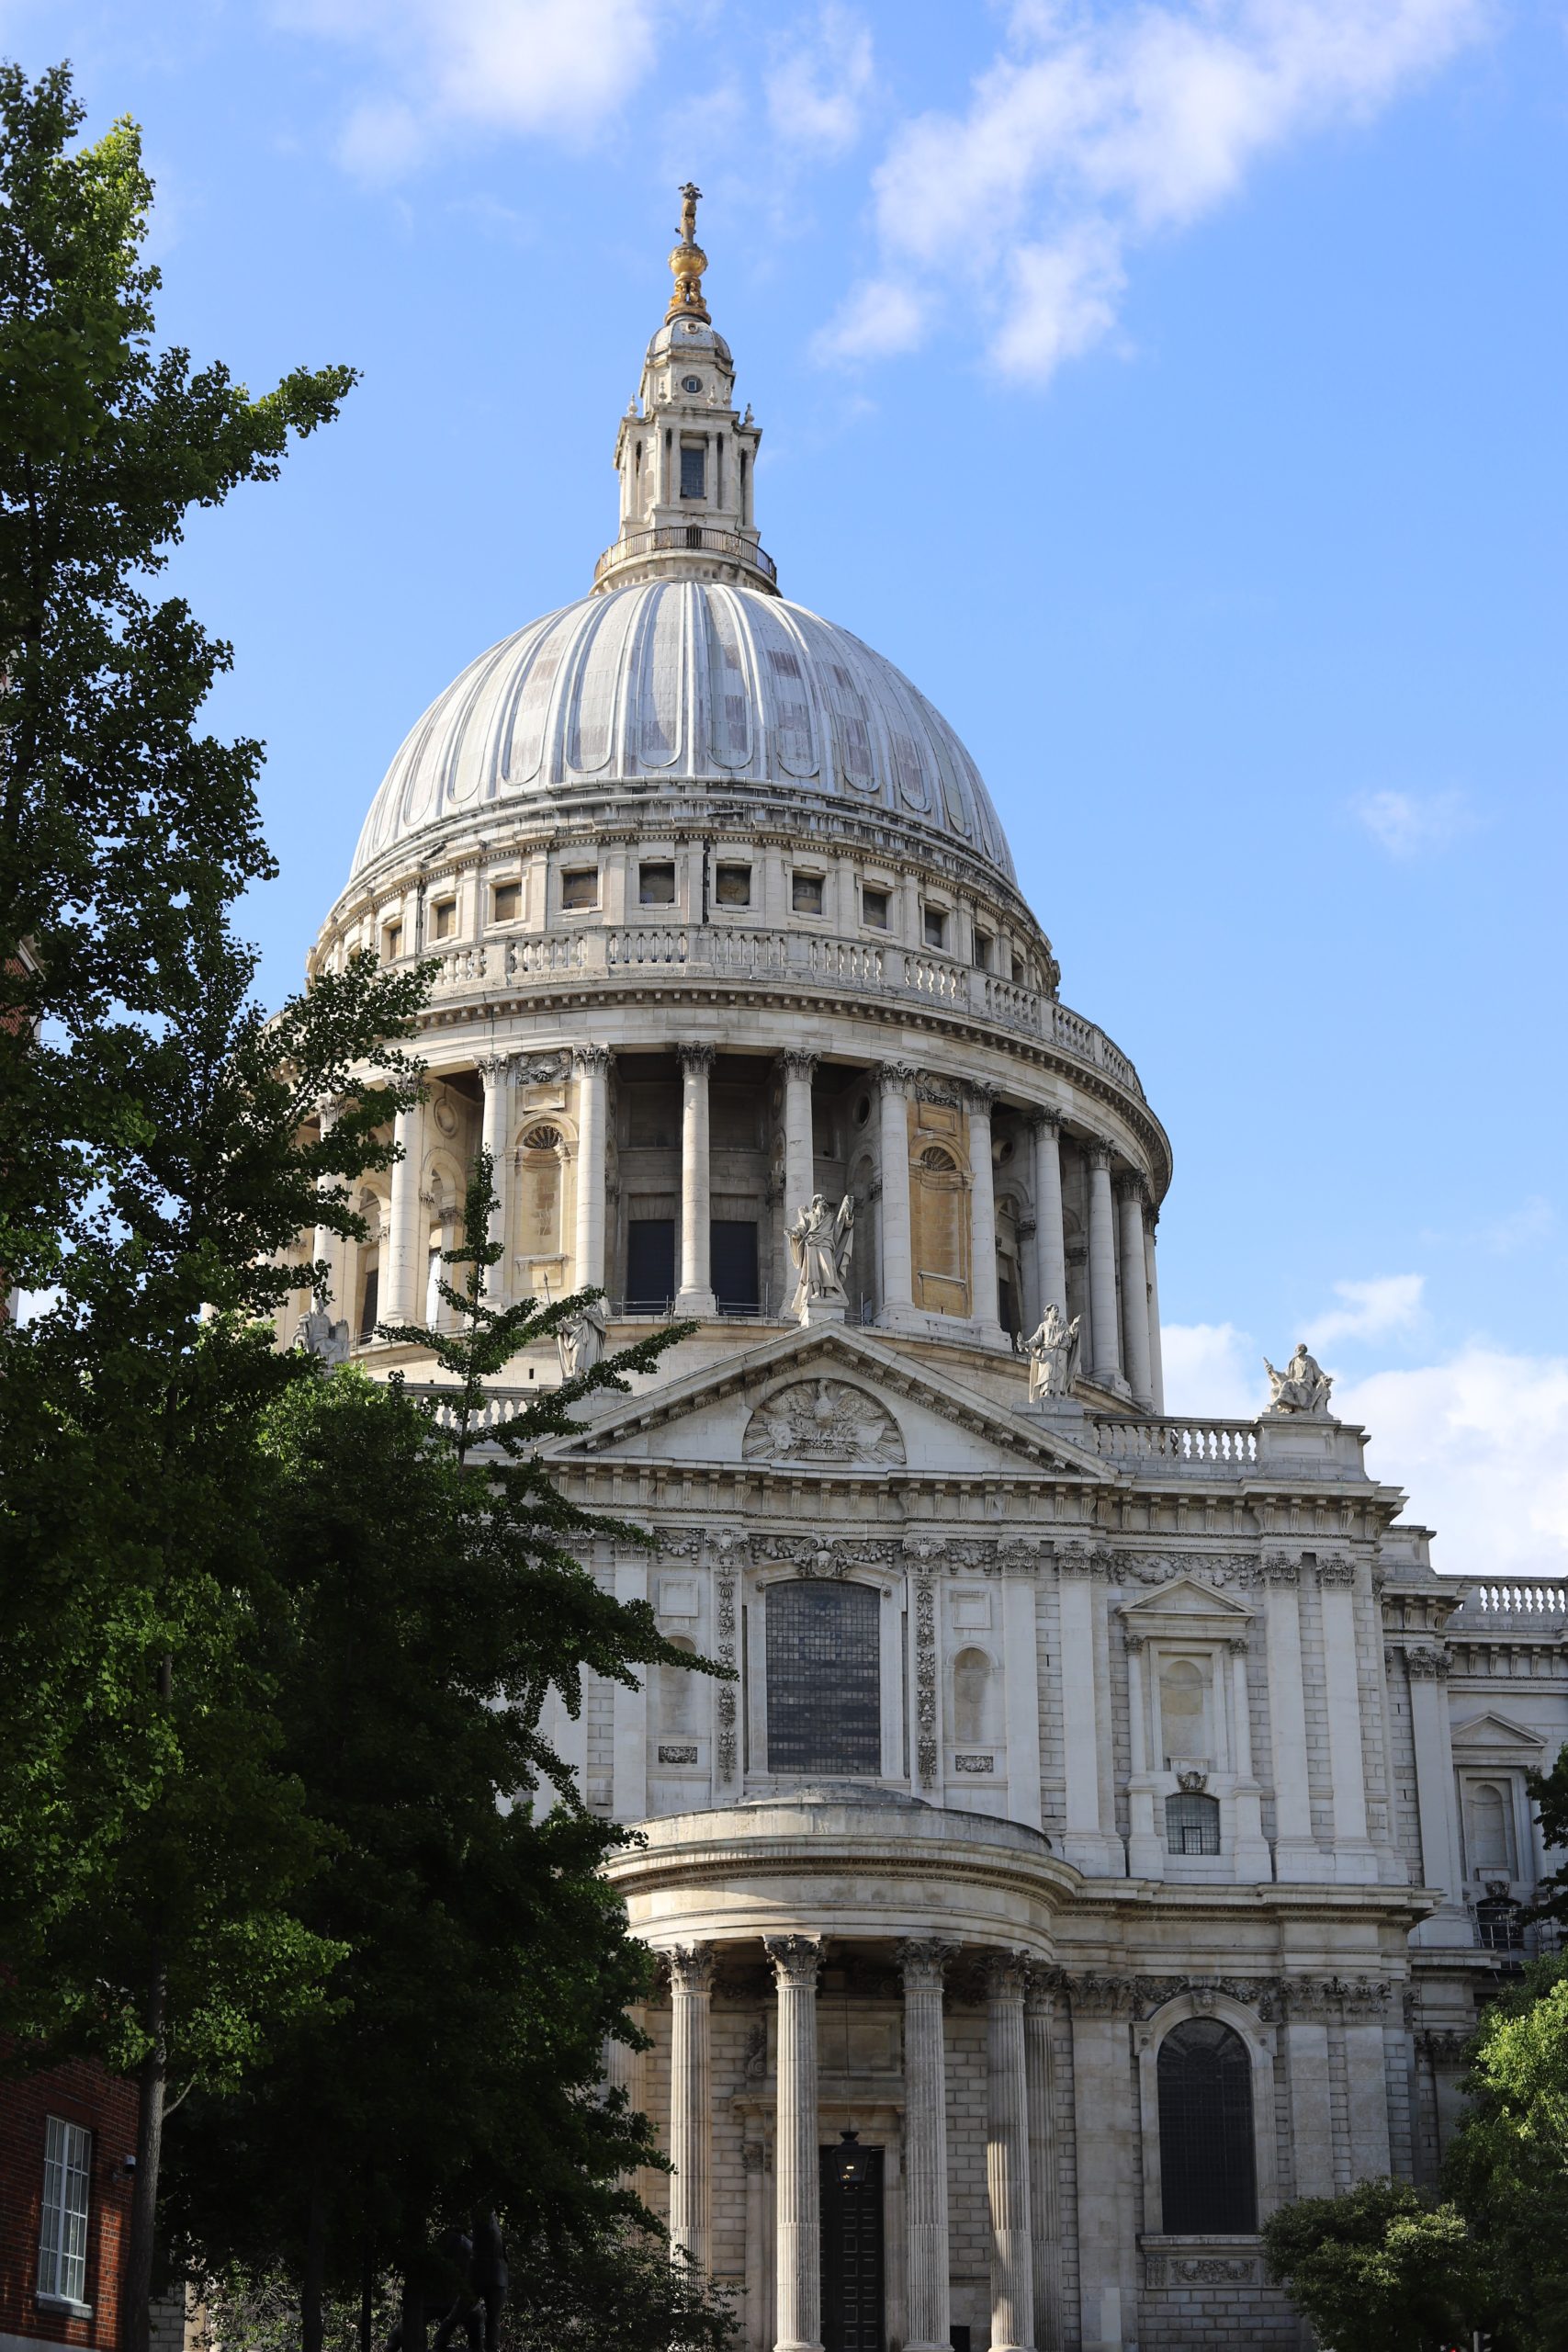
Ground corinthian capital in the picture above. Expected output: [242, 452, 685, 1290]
[665, 1940, 717, 1992]
[896, 1938, 960, 1992]
[763, 1934, 825, 1989]
[573, 1043, 612, 1074]
[779, 1050, 818, 1081]
[677, 1041, 717, 1073]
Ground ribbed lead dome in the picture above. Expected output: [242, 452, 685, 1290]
[349, 581, 1016, 883]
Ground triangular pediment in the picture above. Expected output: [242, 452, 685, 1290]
[1450, 1709, 1548, 1754]
[1119, 1575, 1255, 1623]
[544, 1322, 1111, 1481]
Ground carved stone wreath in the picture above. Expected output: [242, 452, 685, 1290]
[741, 1378, 907, 1466]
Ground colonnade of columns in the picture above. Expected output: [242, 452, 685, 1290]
[662, 1939, 1059, 2352]
[370, 1043, 1163, 1409]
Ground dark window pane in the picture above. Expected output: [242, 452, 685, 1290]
[681, 445, 705, 499]
[626, 1219, 675, 1307]
[1166, 1792, 1221, 1855]
[640, 863, 676, 906]
[358, 1266, 379, 1341]
[1158, 2019, 1256, 2233]
[767, 1582, 880, 1776]
[793, 873, 824, 915]
[711, 1220, 759, 1309]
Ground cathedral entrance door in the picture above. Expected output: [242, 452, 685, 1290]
[818, 2144, 885, 2352]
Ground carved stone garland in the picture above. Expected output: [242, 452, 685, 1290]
[915, 1576, 938, 1788]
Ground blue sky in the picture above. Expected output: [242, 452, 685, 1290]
[13, 0, 1567, 1571]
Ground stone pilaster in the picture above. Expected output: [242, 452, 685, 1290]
[572, 1044, 611, 1294]
[675, 1043, 716, 1317]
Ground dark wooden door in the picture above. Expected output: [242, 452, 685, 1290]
[819, 2146, 884, 2352]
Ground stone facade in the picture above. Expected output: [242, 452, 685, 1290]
[283, 206, 1568, 2352]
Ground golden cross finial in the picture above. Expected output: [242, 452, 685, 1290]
[666, 181, 710, 324]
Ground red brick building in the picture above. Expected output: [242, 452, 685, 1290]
[0, 2051, 137, 2352]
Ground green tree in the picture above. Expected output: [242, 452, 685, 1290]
[161, 1336, 723, 2352]
[1261, 2177, 1487, 2352]
[1445, 1954, 1568, 2352]
[0, 60, 430, 2352]
[1524, 1742, 1568, 1935]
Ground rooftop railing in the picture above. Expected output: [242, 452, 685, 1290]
[415, 925, 1147, 1102]
[593, 524, 778, 588]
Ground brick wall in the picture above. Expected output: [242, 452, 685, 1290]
[0, 2050, 137, 2351]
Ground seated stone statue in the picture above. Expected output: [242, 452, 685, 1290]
[296, 1300, 350, 1364]
[1026, 1300, 1081, 1399]
[1264, 1340, 1334, 1417]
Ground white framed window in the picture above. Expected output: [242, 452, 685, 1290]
[39, 2116, 91, 2306]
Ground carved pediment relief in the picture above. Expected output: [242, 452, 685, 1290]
[742, 1378, 906, 1467]
[1118, 1575, 1255, 1634]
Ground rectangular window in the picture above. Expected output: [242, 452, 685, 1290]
[680, 443, 705, 500]
[1011, 956, 1026, 985]
[767, 1581, 881, 1775]
[382, 922, 402, 960]
[923, 907, 946, 949]
[711, 1219, 760, 1311]
[715, 864, 751, 908]
[639, 862, 677, 907]
[793, 873, 825, 916]
[431, 899, 456, 940]
[561, 867, 598, 910]
[862, 888, 889, 929]
[973, 932, 991, 971]
[39, 2117, 91, 2306]
[491, 882, 520, 923]
[626, 1218, 676, 1307]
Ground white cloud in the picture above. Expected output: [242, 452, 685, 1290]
[1351, 786, 1477, 857]
[276, 0, 661, 177]
[1160, 1319, 1266, 1417]
[767, 6, 874, 155]
[1340, 1347, 1568, 1579]
[1483, 1194, 1555, 1255]
[1305, 1272, 1425, 1348]
[821, 0, 1489, 380]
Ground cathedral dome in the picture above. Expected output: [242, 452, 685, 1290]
[348, 579, 1017, 886]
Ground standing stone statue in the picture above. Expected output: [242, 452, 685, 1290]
[559, 1296, 607, 1376]
[1264, 1340, 1334, 1417]
[1026, 1301, 1081, 1399]
[786, 1192, 855, 1319]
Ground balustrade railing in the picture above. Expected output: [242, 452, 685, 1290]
[1461, 1581, 1568, 1618]
[408, 925, 1145, 1099]
[1090, 1418, 1260, 1466]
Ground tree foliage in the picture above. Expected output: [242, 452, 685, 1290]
[1445, 1955, 1568, 2352]
[1524, 1741, 1568, 1935]
[1261, 2177, 1486, 2352]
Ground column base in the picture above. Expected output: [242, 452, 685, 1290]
[773, 2339, 824, 2352]
[674, 1288, 717, 1318]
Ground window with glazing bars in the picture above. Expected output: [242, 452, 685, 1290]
[39, 2116, 91, 2304]
[766, 1580, 880, 1775]
[680, 444, 705, 499]
[1157, 2020, 1256, 2233]
[1166, 1792, 1221, 1855]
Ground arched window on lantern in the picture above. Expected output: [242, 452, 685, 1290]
[1157, 2018, 1257, 2233]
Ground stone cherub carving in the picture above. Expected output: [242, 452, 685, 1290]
[1264, 1340, 1334, 1417]
[1026, 1300, 1081, 1399]
[786, 1192, 854, 1318]
[558, 1297, 607, 1377]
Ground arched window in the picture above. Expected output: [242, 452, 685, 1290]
[953, 1647, 997, 1746]
[766, 1581, 880, 1777]
[1158, 2019, 1256, 2233]
[910, 1142, 969, 1317]
[1469, 1781, 1513, 1873]
[1166, 1792, 1221, 1856]
[1158, 1657, 1209, 1765]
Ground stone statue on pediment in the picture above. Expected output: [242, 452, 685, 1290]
[1264, 1341, 1334, 1417]
[786, 1192, 854, 1318]
[1026, 1301, 1080, 1398]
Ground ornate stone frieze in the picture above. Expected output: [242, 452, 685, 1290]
[1404, 1645, 1452, 1679]
[1145, 2256, 1259, 2289]
[915, 1576, 938, 1788]
[742, 1378, 907, 1466]
[1118, 1552, 1258, 1588]
[1314, 1555, 1356, 1588]
[1064, 1972, 1283, 2021]
[711, 1534, 740, 1784]
[1259, 1551, 1301, 1584]
[953, 1753, 996, 1773]
[914, 1071, 963, 1107]
[1416, 2029, 1472, 2063]
[513, 1050, 571, 1084]
[1056, 1541, 1113, 1578]
[1281, 1974, 1393, 2020]
[657, 1742, 699, 1765]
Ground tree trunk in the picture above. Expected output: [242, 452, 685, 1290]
[302, 2178, 326, 2352]
[400, 2265, 427, 2352]
[121, 1955, 168, 2352]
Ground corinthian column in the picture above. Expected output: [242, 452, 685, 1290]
[1144, 1211, 1166, 1414]
[986, 1954, 1035, 2352]
[779, 1051, 818, 1309]
[876, 1062, 915, 1323]
[383, 1096, 425, 1327]
[897, 1940, 957, 2352]
[1115, 1173, 1153, 1408]
[764, 1936, 824, 2352]
[1028, 1111, 1066, 1325]
[572, 1045, 611, 1293]
[477, 1053, 513, 1301]
[965, 1082, 1002, 1338]
[667, 1943, 716, 2272]
[1086, 1142, 1122, 1389]
[1024, 1971, 1061, 2352]
[675, 1043, 716, 1317]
